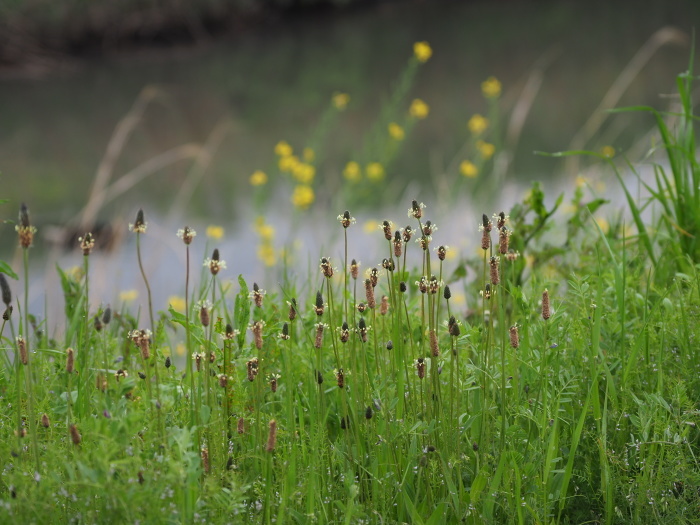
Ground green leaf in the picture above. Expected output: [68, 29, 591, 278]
[234, 274, 250, 349]
[0, 260, 18, 280]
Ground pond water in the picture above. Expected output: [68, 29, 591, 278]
[0, 0, 698, 327]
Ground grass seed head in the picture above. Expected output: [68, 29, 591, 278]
[2, 305, 12, 321]
[16, 203, 37, 248]
[0, 273, 12, 306]
[17, 337, 27, 365]
[429, 329, 439, 357]
[70, 424, 81, 446]
[102, 306, 111, 325]
[490, 256, 500, 285]
[393, 231, 403, 257]
[266, 420, 277, 452]
[380, 295, 389, 315]
[509, 325, 520, 348]
[314, 291, 325, 316]
[443, 285, 451, 300]
[542, 289, 551, 320]
[41, 413, 50, 428]
[66, 347, 74, 373]
[365, 280, 375, 309]
[288, 298, 297, 321]
[79, 232, 95, 256]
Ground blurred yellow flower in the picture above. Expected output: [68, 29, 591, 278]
[451, 292, 466, 306]
[68, 266, 83, 281]
[388, 122, 405, 141]
[303, 147, 315, 162]
[595, 180, 606, 193]
[274, 140, 293, 157]
[333, 93, 350, 110]
[254, 218, 276, 241]
[575, 175, 588, 188]
[291, 185, 315, 209]
[119, 289, 138, 302]
[343, 161, 361, 182]
[176, 343, 186, 357]
[279, 154, 300, 173]
[363, 220, 379, 234]
[168, 295, 186, 312]
[249, 170, 268, 186]
[366, 162, 385, 182]
[409, 98, 429, 119]
[481, 76, 502, 98]
[460, 160, 478, 178]
[206, 225, 224, 240]
[413, 41, 432, 63]
[468, 114, 489, 135]
[594, 217, 610, 234]
[292, 162, 316, 184]
[476, 140, 495, 159]
[601, 145, 615, 158]
[257, 244, 277, 267]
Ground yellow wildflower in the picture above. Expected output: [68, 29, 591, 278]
[291, 185, 315, 209]
[292, 162, 316, 184]
[388, 122, 405, 141]
[409, 98, 429, 119]
[257, 244, 277, 267]
[274, 140, 293, 157]
[168, 296, 186, 312]
[206, 225, 224, 240]
[303, 147, 315, 162]
[68, 266, 83, 281]
[413, 41, 432, 63]
[601, 145, 615, 158]
[119, 290, 138, 302]
[460, 160, 478, 178]
[575, 175, 588, 188]
[366, 162, 385, 182]
[249, 170, 268, 186]
[333, 93, 350, 110]
[363, 220, 379, 234]
[279, 154, 300, 173]
[255, 223, 275, 242]
[481, 76, 502, 98]
[594, 217, 610, 234]
[175, 343, 186, 357]
[343, 161, 361, 182]
[468, 114, 489, 135]
[476, 140, 495, 160]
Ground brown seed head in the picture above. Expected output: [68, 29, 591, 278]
[314, 291, 325, 316]
[436, 245, 447, 261]
[177, 226, 196, 245]
[499, 226, 510, 254]
[364, 280, 375, 309]
[79, 232, 95, 256]
[339, 321, 350, 343]
[542, 289, 551, 320]
[288, 298, 297, 321]
[237, 417, 245, 435]
[218, 374, 228, 388]
[393, 231, 403, 257]
[17, 336, 27, 365]
[402, 226, 413, 243]
[94, 315, 102, 332]
[350, 259, 359, 280]
[0, 273, 12, 306]
[16, 203, 37, 248]
[70, 424, 82, 445]
[429, 329, 439, 357]
[416, 357, 426, 379]
[102, 306, 111, 325]
[382, 220, 393, 240]
[66, 347, 75, 374]
[251, 321, 264, 350]
[2, 305, 12, 321]
[201, 448, 210, 473]
[314, 323, 326, 349]
[509, 325, 520, 349]
[379, 295, 389, 316]
[335, 368, 345, 389]
[265, 419, 277, 452]
[448, 316, 461, 337]
[490, 256, 500, 285]
[247, 357, 259, 382]
[320, 258, 334, 279]
[41, 413, 50, 428]
[481, 228, 491, 251]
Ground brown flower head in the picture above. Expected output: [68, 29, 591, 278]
[204, 249, 226, 276]
[79, 232, 95, 256]
[320, 257, 334, 279]
[409, 200, 425, 220]
[16, 203, 37, 248]
[313, 291, 325, 316]
[393, 231, 403, 257]
[337, 210, 356, 229]
[382, 220, 393, 241]
[350, 259, 360, 280]
[129, 209, 147, 234]
[176, 226, 197, 245]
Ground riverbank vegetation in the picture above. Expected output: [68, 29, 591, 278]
[1, 44, 699, 524]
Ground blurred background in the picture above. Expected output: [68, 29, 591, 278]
[0, 0, 698, 317]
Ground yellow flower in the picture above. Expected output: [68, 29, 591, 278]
[601, 145, 615, 158]
[476, 140, 495, 160]
[257, 244, 277, 267]
[279, 154, 300, 173]
[168, 295, 186, 312]
[575, 175, 588, 188]
[206, 225, 224, 240]
[413, 41, 432, 63]
[68, 266, 83, 281]
[343, 161, 361, 182]
[468, 114, 489, 135]
[291, 185, 315, 209]
[388, 122, 405, 141]
[594, 217, 610, 234]
[175, 343, 186, 357]
[481, 76, 502, 98]
[254, 220, 275, 241]
[303, 147, 315, 162]
[292, 162, 316, 184]
[274, 140, 293, 157]
[249, 170, 268, 186]
[119, 289, 138, 302]
[366, 162, 385, 182]
[333, 93, 350, 110]
[409, 98, 429, 119]
[363, 220, 379, 234]
[460, 160, 478, 178]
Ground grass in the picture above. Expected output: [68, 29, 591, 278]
[1, 46, 700, 525]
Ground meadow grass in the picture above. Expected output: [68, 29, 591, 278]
[1, 180, 700, 525]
